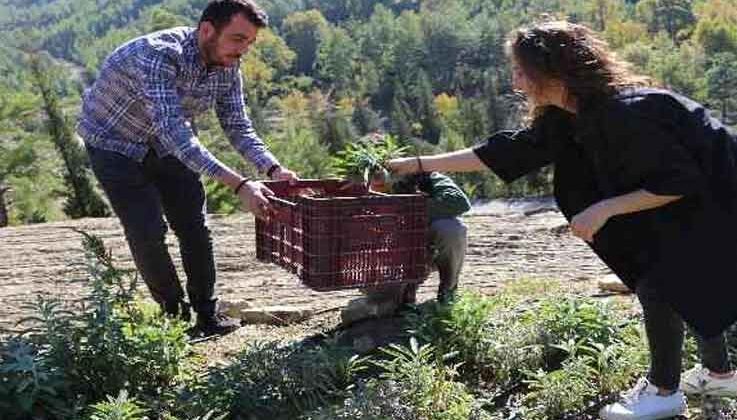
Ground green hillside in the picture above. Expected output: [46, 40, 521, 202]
[1, 0, 736, 225]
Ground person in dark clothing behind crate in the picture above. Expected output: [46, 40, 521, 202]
[341, 171, 471, 324]
[389, 20, 737, 420]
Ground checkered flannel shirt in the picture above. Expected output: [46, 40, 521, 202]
[77, 26, 278, 178]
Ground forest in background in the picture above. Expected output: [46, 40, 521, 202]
[1, 0, 736, 225]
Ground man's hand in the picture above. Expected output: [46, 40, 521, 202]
[237, 180, 275, 219]
[570, 201, 614, 243]
[270, 166, 299, 184]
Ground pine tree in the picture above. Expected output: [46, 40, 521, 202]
[390, 82, 414, 141]
[29, 55, 109, 219]
[414, 70, 442, 144]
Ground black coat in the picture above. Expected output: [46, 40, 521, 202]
[474, 88, 737, 338]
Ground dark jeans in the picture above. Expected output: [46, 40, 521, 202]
[87, 146, 217, 316]
[637, 278, 731, 390]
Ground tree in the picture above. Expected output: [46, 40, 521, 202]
[419, 5, 477, 91]
[308, 94, 357, 152]
[29, 55, 109, 219]
[636, 0, 695, 41]
[317, 27, 358, 96]
[706, 53, 737, 124]
[414, 70, 442, 144]
[282, 10, 331, 76]
[0, 132, 43, 226]
[693, 16, 737, 55]
[586, 0, 624, 31]
[352, 99, 382, 135]
[0, 80, 53, 226]
[241, 28, 296, 132]
[604, 19, 649, 48]
[145, 8, 188, 32]
[390, 82, 414, 141]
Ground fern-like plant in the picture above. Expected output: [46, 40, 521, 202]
[329, 134, 408, 186]
[89, 390, 148, 420]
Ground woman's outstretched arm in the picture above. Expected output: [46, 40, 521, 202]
[387, 148, 488, 175]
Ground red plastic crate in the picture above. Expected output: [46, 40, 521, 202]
[255, 179, 430, 291]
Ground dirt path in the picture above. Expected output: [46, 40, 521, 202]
[0, 209, 611, 331]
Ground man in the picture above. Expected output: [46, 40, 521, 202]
[77, 0, 297, 336]
[342, 170, 470, 324]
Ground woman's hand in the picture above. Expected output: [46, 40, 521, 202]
[570, 190, 683, 243]
[386, 157, 422, 176]
[570, 201, 614, 243]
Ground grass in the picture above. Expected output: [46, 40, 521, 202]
[2, 233, 737, 419]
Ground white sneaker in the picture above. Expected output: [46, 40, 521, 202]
[600, 378, 687, 420]
[681, 365, 737, 397]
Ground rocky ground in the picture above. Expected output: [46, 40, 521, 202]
[5, 203, 735, 419]
[0, 202, 614, 334]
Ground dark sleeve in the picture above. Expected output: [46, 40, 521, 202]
[472, 107, 571, 183]
[640, 134, 704, 196]
[613, 97, 705, 197]
[417, 172, 471, 218]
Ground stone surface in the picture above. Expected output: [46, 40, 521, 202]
[218, 299, 251, 318]
[597, 273, 631, 294]
[240, 305, 313, 325]
[0, 211, 612, 331]
[340, 296, 400, 326]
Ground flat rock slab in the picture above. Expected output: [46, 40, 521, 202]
[597, 273, 631, 294]
[340, 296, 400, 326]
[218, 299, 251, 318]
[240, 306, 313, 325]
[335, 315, 409, 354]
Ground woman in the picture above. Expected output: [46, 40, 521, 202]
[389, 21, 737, 420]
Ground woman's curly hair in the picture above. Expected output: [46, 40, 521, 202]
[507, 21, 653, 110]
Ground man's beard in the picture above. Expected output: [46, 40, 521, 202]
[202, 38, 222, 67]
[202, 36, 241, 68]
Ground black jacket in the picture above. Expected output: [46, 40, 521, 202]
[473, 88, 737, 338]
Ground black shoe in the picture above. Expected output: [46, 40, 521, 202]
[162, 300, 191, 323]
[401, 284, 418, 305]
[195, 312, 241, 337]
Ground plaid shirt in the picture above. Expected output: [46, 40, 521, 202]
[77, 27, 279, 178]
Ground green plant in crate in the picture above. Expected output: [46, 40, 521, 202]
[329, 134, 408, 187]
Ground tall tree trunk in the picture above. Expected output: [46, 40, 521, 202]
[0, 186, 10, 228]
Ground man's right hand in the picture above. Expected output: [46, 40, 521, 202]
[237, 180, 274, 219]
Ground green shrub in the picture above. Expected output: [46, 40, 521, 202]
[0, 232, 195, 419]
[0, 338, 73, 419]
[308, 338, 482, 420]
[405, 293, 545, 388]
[89, 390, 148, 420]
[521, 357, 597, 420]
[524, 298, 625, 371]
[183, 338, 364, 419]
[403, 289, 650, 419]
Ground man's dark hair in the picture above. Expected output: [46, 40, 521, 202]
[199, 0, 269, 30]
